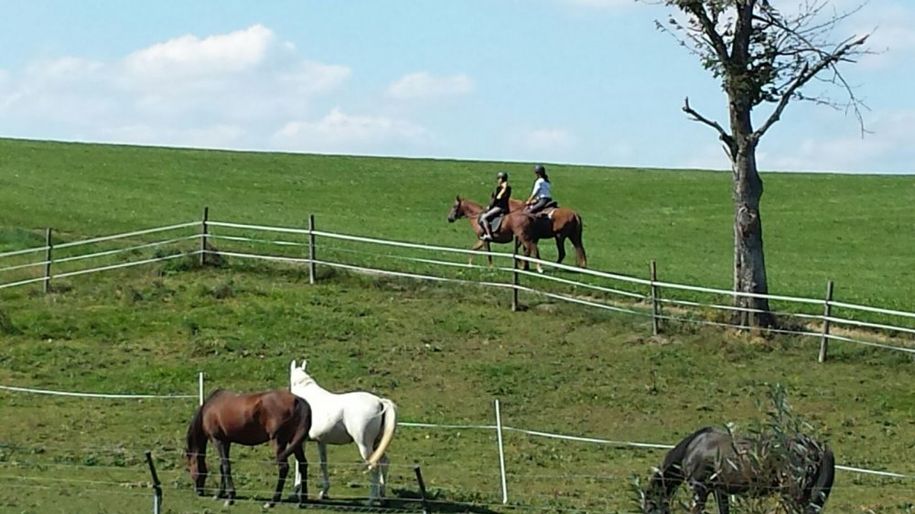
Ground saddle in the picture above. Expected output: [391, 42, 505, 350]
[532, 200, 559, 219]
[487, 214, 505, 234]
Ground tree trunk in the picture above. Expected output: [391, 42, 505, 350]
[729, 95, 774, 328]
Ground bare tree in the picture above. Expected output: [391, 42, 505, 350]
[654, 0, 870, 327]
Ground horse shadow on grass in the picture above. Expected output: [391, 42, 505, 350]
[223, 488, 501, 513]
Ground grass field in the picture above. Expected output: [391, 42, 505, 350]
[1, 137, 914, 311]
[0, 138, 913, 513]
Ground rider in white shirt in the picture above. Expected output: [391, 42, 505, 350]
[525, 164, 554, 215]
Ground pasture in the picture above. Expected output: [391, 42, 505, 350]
[0, 138, 913, 513]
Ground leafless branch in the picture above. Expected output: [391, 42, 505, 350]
[682, 97, 734, 149]
[753, 33, 869, 140]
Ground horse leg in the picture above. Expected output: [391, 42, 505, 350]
[354, 439, 382, 504]
[525, 240, 543, 274]
[292, 444, 308, 506]
[377, 454, 390, 499]
[555, 235, 567, 264]
[214, 440, 234, 505]
[570, 227, 587, 268]
[485, 240, 493, 268]
[468, 239, 485, 265]
[713, 489, 729, 514]
[266, 439, 291, 509]
[513, 237, 523, 269]
[317, 442, 330, 500]
[689, 482, 710, 514]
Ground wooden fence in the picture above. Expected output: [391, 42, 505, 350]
[2, 210, 914, 361]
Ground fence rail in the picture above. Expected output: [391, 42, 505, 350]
[2, 212, 915, 359]
[1, 381, 911, 483]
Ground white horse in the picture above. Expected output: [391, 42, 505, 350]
[289, 360, 397, 502]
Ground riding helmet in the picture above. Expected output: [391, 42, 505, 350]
[533, 164, 546, 174]
[496, 171, 508, 180]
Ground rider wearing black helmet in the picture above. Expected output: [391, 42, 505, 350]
[479, 171, 511, 241]
[524, 164, 553, 215]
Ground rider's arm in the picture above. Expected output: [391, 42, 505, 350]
[527, 180, 540, 203]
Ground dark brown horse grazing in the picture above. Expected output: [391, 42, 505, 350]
[446, 196, 586, 272]
[642, 427, 835, 514]
[186, 389, 312, 508]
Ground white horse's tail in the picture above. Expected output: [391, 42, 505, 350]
[366, 398, 397, 470]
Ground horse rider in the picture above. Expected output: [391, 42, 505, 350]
[524, 164, 553, 215]
[479, 171, 511, 241]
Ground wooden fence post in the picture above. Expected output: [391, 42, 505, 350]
[199, 207, 209, 267]
[650, 260, 660, 336]
[819, 280, 834, 363]
[43, 228, 53, 294]
[308, 214, 316, 285]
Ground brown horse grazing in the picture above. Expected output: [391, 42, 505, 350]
[446, 196, 586, 272]
[642, 427, 835, 514]
[186, 389, 312, 508]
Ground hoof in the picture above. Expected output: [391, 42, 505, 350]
[224, 499, 234, 507]
[263, 501, 275, 509]
[318, 491, 329, 501]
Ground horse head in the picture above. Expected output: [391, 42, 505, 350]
[640, 470, 672, 514]
[290, 359, 316, 389]
[447, 196, 465, 223]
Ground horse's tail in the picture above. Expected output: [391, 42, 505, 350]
[279, 396, 313, 461]
[366, 398, 397, 470]
[569, 212, 586, 267]
[805, 446, 835, 513]
[186, 389, 221, 460]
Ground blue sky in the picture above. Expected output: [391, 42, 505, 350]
[1, 0, 913, 173]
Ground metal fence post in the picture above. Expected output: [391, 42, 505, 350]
[145, 451, 163, 514]
[494, 399, 508, 504]
[819, 280, 834, 363]
[199, 207, 209, 267]
[650, 260, 660, 336]
[308, 214, 316, 285]
[413, 465, 432, 514]
[511, 238, 519, 312]
[43, 228, 53, 294]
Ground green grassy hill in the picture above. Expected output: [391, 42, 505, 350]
[2, 137, 914, 310]
[0, 138, 913, 513]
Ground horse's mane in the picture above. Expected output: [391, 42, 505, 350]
[645, 425, 718, 503]
[660, 426, 717, 478]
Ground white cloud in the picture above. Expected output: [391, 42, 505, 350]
[100, 124, 247, 149]
[0, 24, 353, 150]
[681, 110, 915, 174]
[124, 24, 274, 79]
[272, 107, 428, 153]
[386, 72, 474, 100]
[519, 128, 576, 152]
[759, 110, 915, 173]
[857, 17, 915, 68]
